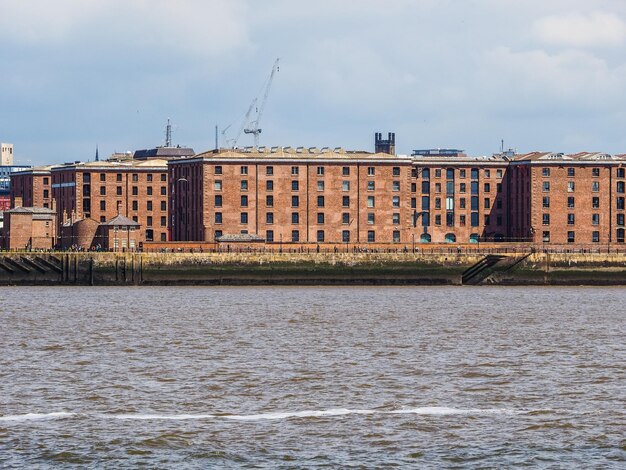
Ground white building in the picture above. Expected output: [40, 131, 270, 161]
[1, 143, 14, 166]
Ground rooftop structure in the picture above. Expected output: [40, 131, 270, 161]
[1, 143, 14, 166]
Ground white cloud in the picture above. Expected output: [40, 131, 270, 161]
[532, 11, 626, 47]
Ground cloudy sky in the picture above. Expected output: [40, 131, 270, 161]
[2, 0, 626, 165]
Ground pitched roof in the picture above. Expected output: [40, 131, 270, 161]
[101, 214, 140, 227]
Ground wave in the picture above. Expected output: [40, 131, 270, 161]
[1, 407, 518, 423]
[0, 412, 74, 422]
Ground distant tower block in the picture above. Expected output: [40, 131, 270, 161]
[1, 143, 14, 165]
[375, 132, 395, 155]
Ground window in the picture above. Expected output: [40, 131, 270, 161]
[592, 231, 600, 243]
[618, 168, 625, 178]
[342, 181, 350, 191]
[392, 181, 400, 191]
[496, 169, 503, 178]
[317, 181, 325, 191]
[317, 166, 325, 176]
[367, 231, 375, 242]
[618, 181, 626, 193]
[459, 169, 466, 178]
[496, 183, 502, 193]
[567, 168, 575, 177]
[266, 166, 274, 176]
[422, 196, 430, 210]
[241, 195, 248, 207]
[393, 167, 401, 176]
[393, 230, 401, 242]
[446, 181, 454, 194]
[317, 196, 325, 207]
[131, 186, 138, 196]
[342, 213, 350, 224]
[147, 186, 153, 196]
[568, 181, 575, 192]
[147, 201, 153, 211]
[215, 230, 223, 239]
[161, 216, 166, 227]
[484, 198, 490, 209]
[116, 186, 122, 196]
[240, 166, 248, 175]
[392, 213, 400, 225]
[266, 180, 273, 191]
[543, 214, 550, 225]
[240, 212, 248, 224]
[241, 180, 248, 191]
[292, 196, 299, 207]
[422, 181, 430, 194]
[291, 180, 299, 191]
[392, 196, 400, 207]
[367, 167, 375, 176]
[99, 174, 105, 182]
[411, 197, 417, 209]
[266, 195, 274, 207]
[43, 189, 49, 198]
[100, 200, 106, 211]
[161, 201, 167, 211]
[542, 168, 550, 177]
[215, 180, 222, 190]
[435, 198, 442, 210]
[291, 166, 299, 175]
[592, 214, 600, 225]
[459, 183, 466, 194]
[215, 212, 222, 224]
[317, 213, 325, 224]
[484, 215, 491, 225]
[342, 167, 350, 176]
[543, 231, 550, 242]
[161, 186, 167, 196]
[367, 213, 375, 224]
[471, 168, 479, 179]
[543, 196, 550, 208]
[592, 197, 600, 209]
[460, 215, 466, 226]
[618, 197, 625, 210]
[567, 213, 575, 225]
[459, 198, 466, 209]
[342, 230, 350, 242]
[618, 213, 625, 226]
[266, 230, 274, 242]
[215, 166, 222, 175]
[446, 168, 455, 180]
[422, 168, 430, 179]
[411, 183, 417, 192]
[116, 174, 122, 182]
[618, 228, 625, 242]
[367, 196, 375, 208]
[446, 212, 454, 226]
[435, 183, 441, 193]
[435, 215, 442, 226]
[266, 212, 274, 224]
[161, 174, 167, 182]
[471, 212, 479, 227]
[543, 181, 550, 192]
[568, 197, 575, 208]
[367, 181, 375, 191]
[215, 195, 222, 207]
[567, 231, 575, 243]
[132, 173, 138, 182]
[471, 181, 479, 195]
[435, 169, 442, 178]
[292, 212, 299, 224]
[471, 196, 479, 211]
[147, 216, 153, 227]
[292, 230, 300, 242]
[592, 168, 600, 177]
[342, 196, 350, 207]
[484, 183, 491, 192]
[317, 230, 325, 242]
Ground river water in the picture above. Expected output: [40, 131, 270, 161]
[0, 286, 624, 468]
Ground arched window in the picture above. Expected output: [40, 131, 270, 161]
[420, 233, 431, 243]
[469, 233, 479, 244]
[444, 233, 456, 243]
[617, 228, 625, 243]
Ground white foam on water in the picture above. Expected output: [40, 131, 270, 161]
[223, 408, 376, 421]
[389, 407, 518, 415]
[109, 413, 215, 420]
[0, 412, 74, 422]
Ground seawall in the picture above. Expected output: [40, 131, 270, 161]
[1, 252, 626, 286]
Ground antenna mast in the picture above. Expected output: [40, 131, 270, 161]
[165, 118, 172, 147]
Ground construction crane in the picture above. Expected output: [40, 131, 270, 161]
[244, 58, 280, 147]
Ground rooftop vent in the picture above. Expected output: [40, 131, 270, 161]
[308, 147, 319, 153]
[271, 146, 279, 153]
[296, 147, 304, 153]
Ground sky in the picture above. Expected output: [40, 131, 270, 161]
[2, 0, 626, 166]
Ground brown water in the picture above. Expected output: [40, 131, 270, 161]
[0, 286, 624, 468]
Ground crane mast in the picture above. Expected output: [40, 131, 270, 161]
[244, 58, 280, 147]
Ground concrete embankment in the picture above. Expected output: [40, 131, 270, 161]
[1, 251, 626, 286]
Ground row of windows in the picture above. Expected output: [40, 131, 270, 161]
[421, 181, 501, 195]
[420, 196, 503, 211]
[541, 167, 626, 178]
[214, 212, 402, 226]
[254, 229, 393, 243]
[96, 186, 166, 196]
[418, 213, 502, 227]
[84, 173, 167, 183]
[217, 165, 403, 177]
[417, 168, 503, 180]
[213, 194, 401, 209]
[542, 196, 607, 209]
[542, 214, 601, 225]
[542, 181, 603, 192]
